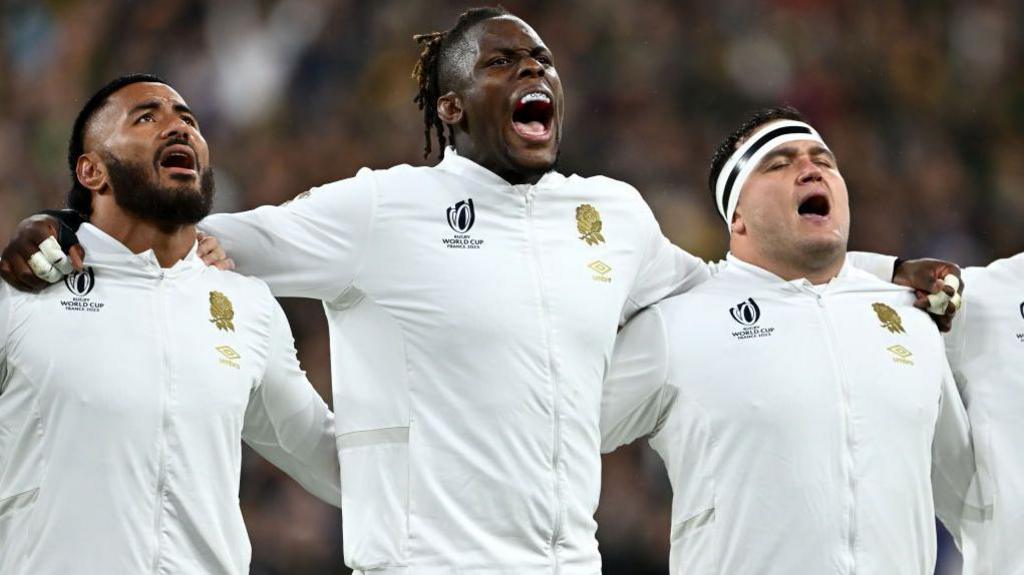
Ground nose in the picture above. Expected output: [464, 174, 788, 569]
[797, 158, 823, 183]
[160, 118, 192, 141]
[518, 56, 545, 79]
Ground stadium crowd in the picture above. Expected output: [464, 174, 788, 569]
[2, 0, 1020, 573]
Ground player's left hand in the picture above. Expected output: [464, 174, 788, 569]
[893, 258, 963, 332]
[197, 232, 234, 271]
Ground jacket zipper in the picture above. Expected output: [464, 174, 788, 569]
[523, 188, 563, 566]
[150, 271, 171, 573]
[815, 293, 857, 573]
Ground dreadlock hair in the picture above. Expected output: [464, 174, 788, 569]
[67, 73, 168, 218]
[707, 105, 808, 199]
[412, 6, 510, 159]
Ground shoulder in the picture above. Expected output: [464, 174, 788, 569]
[566, 174, 644, 203]
[197, 268, 277, 315]
[964, 252, 1024, 286]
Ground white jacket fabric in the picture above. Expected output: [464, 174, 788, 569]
[0, 224, 340, 575]
[201, 149, 715, 574]
[601, 256, 985, 575]
[945, 254, 1023, 575]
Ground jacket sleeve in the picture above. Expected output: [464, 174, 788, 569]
[601, 305, 675, 453]
[242, 298, 341, 507]
[846, 252, 897, 282]
[621, 201, 713, 324]
[931, 357, 991, 549]
[199, 169, 376, 301]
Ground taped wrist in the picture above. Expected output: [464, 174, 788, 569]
[38, 209, 85, 253]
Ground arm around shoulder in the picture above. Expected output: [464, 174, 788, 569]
[200, 169, 377, 301]
[621, 200, 711, 324]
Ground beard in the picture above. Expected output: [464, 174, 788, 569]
[102, 152, 215, 233]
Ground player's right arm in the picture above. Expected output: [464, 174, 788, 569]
[200, 169, 376, 301]
[601, 305, 675, 453]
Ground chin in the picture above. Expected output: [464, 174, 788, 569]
[509, 146, 558, 174]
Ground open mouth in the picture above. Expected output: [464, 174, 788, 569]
[798, 193, 831, 219]
[511, 91, 554, 142]
[158, 144, 197, 176]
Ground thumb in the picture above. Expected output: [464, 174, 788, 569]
[70, 245, 86, 272]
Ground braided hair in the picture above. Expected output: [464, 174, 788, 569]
[412, 6, 510, 159]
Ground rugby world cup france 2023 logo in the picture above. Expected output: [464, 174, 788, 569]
[729, 297, 774, 340]
[442, 199, 484, 250]
[447, 199, 475, 233]
[729, 298, 760, 326]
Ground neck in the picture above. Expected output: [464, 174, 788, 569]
[454, 144, 547, 186]
[731, 242, 846, 285]
[90, 207, 196, 268]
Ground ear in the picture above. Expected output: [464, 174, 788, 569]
[437, 91, 463, 126]
[730, 210, 747, 235]
[76, 152, 108, 194]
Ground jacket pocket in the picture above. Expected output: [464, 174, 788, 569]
[0, 486, 40, 567]
[669, 495, 718, 574]
[337, 426, 409, 571]
[0, 487, 38, 520]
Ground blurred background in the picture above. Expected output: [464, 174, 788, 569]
[2, 0, 1021, 573]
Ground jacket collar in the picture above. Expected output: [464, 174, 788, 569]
[436, 147, 566, 190]
[78, 223, 203, 279]
[723, 253, 854, 293]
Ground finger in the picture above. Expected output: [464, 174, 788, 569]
[69, 245, 86, 272]
[9, 253, 49, 291]
[213, 258, 235, 271]
[200, 244, 226, 264]
[28, 252, 64, 283]
[950, 292, 962, 311]
[926, 291, 951, 315]
[913, 294, 929, 310]
[935, 316, 953, 333]
[941, 274, 960, 297]
[39, 236, 73, 275]
[197, 235, 214, 257]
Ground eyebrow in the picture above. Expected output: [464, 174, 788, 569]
[757, 145, 836, 168]
[489, 45, 551, 58]
[127, 100, 195, 117]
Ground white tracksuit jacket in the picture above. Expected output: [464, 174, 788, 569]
[601, 256, 986, 575]
[945, 254, 1024, 575]
[0, 224, 340, 575]
[201, 149, 896, 574]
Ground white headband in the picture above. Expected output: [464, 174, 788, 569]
[714, 120, 829, 229]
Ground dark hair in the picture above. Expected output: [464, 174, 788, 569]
[412, 6, 510, 159]
[707, 105, 808, 198]
[67, 73, 168, 217]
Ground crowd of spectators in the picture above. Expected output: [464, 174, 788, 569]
[3, 1, 1021, 573]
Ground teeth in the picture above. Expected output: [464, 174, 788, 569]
[519, 92, 550, 104]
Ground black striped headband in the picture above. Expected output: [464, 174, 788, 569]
[714, 120, 829, 228]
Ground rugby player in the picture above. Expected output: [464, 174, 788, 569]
[600, 106, 984, 574]
[0, 75, 339, 573]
